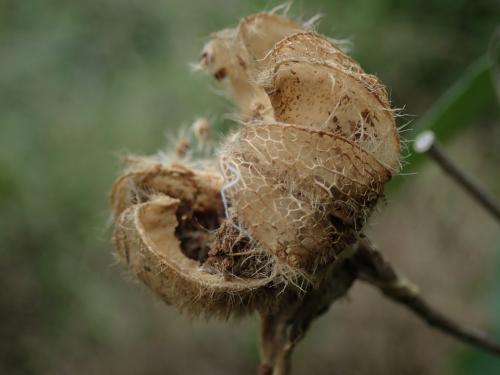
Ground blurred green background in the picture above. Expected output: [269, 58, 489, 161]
[1, 1, 499, 374]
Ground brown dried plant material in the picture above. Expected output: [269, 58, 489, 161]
[111, 11, 400, 318]
[107, 12, 500, 374]
[255, 31, 399, 171]
[111, 157, 222, 219]
[202, 12, 400, 276]
[112, 158, 280, 317]
[261, 59, 399, 170]
[198, 13, 306, 120]
[175, 138, 190, 159]
[192, 117, 212, 144]
[258, 32, 364, 75]
[221, 124, 391, 272]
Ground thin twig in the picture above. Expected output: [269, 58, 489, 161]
[259, 262, 357, 375]
[352, 238, 500, 356]
[414, 130, 500, 222]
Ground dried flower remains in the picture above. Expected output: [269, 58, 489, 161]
[111, 11, 400, 318]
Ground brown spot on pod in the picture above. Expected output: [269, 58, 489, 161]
[213, 68, 227, 81]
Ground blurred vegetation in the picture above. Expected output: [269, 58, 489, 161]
[0, 1, 498, 374]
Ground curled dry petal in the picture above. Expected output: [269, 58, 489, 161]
[111, 158, 223, 218]
[198, 13, 305, 120]
[237, 13, 305, 61]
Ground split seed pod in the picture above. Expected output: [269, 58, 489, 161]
[111, 157, 281, 317]
[203, 13, 400, 273]
[111, 12, 400, 317]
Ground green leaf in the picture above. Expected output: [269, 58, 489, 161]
[387, 56, 499, 193]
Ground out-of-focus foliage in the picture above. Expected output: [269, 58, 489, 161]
[454, 245, 500, 374]
[388, 56, 499, 191]
[0, 1, 499, 374]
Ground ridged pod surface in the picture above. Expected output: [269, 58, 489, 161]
[221, 124, 391, 271]
[111, 12, 400, 317]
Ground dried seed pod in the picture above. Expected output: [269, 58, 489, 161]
[111, 11, 401, 318]
[212, 14, 400, 274]
[111, 159, 280, 317]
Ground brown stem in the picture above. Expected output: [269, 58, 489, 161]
[258, 261, 357, 375]
[259, 313, 294, 375]
[352, 237, 500, 356]
[415, 130, 500, 223]
[258, 236, 500, 375]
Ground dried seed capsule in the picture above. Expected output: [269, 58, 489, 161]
[211, 13, 400, 275]
[111, 160, 281, 317]
[111, 11, 401, 318]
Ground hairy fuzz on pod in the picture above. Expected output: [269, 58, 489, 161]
[111, 11, 400, 317]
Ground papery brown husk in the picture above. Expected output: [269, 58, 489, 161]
[111, 160, 286, 317]
[111, 10, 401, 317]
